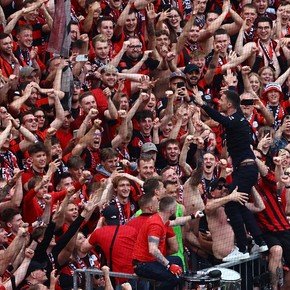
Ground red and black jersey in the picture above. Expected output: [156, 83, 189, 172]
[255, 171, 290, 232]
[16, 17, 48, 54]
[0, 55, 14, 78]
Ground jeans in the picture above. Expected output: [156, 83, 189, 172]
[134, 256, 183, 290]
[225, 163, 262, 252]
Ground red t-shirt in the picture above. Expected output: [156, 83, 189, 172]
[132, 213, 172, 262]
[88, 225, 137, 273]
[127, 213, 175, 237]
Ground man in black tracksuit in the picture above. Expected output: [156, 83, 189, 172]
[193, 88, 268, 257]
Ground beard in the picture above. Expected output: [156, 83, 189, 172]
[169, 213, 176, 220]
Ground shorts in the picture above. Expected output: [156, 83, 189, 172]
[263, 230, 290, 266]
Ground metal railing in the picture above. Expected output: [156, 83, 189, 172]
[203, 253, 270, 289]
[73, 253, 270, 290]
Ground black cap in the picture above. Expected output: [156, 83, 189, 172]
[27, 261, 47, 276]
[103, 205, 120, 225]
[207, 177, 227, 193]
[184, 64, 200, 74]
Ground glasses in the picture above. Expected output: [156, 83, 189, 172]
[168, 15, 180, 19]
[35, 115, 45, 119]
[129, 45, 142, 50]
[216, 184, 226, 190]
[24, 118, 38, 123]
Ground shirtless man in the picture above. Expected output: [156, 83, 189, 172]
[205, 178, 265, 262]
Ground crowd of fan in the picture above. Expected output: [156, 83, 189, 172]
[1, 0, 290, 289]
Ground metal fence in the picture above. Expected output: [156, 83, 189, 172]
[73, 253, 270, 290]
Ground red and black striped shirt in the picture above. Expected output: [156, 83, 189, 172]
[255, 171, 290, 233]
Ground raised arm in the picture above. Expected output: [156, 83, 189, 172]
[72, 118, 101, 156]
[0, 226, 28, 275]
[8, 83, 33, 114]
[0, 120, 12, 149]
[82, 2, 101, 33]
[103, 88, 118, 120]
[198, 0, 230, 42]
[111, 110, 129, 148]
[49, 91, 65, 130]
[222, 6, 243, 36]
[179, 135, 194, 177]
[234, 20, 246, 56]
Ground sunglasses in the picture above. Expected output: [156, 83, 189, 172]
[216, 184, 226, 190]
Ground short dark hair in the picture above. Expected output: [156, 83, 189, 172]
[112, 176, 130, 188]
[143, 177, 162, 195]
[164, 179, 177, 188]
[0, 33, 10, 41]
[1, 208, 20, 224]
[137, 155, 154, 167]
[100, 148, 118, 162]
[28, 142, 49, 156]
[67, 156, 85, 169]
[27, 176, 43, 191]
[19, 110, 36, 123]
[79, 91, 94, 103]
[136, 110, 154, 122]
[97, 16, 114, 30]
[159, 196, 175, 212]
[155, 29, 169, 38]
[214, 28, 228, 38]
[138, 192, 155, 209]
[225, 90, 240, 109]
[256, 16, 273, 29]
[55, 172, 72, 187]
[165, 139, 180, 149]
[50, 136, 60, 146]
[16, 24, 33, 35]
[160, 165, 174, 177]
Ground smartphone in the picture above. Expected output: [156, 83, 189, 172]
[176, 81, 185, 89]
[240, 99, 254, 106]
[76, 54, 88, 62]
[52, 154, 59, 161]
[264, 129, 271, 136]
[117, 162, 124, 170]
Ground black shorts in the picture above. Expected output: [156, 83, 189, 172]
[263, 230, 290, 266]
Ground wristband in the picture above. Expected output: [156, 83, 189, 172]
[15, 124, 21, 130]
[166, 263, 171, 270]
[190, 213, 196, 220]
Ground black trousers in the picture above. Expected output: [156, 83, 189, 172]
[225, 163, 262, 252]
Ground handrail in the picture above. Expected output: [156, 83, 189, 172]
[73, 253, 269, 290]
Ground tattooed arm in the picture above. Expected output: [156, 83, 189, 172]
[148, 236, 169, 267]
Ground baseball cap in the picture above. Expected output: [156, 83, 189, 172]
[19, 66, 38, 78]
[183, 64, 200, 74]
[261, 82, 283, 99]
[141, 142, 158, 153]
[103, 205, 120, 225]
[169, 71, 186, 81]
[207, 177, 227, 194]
[26, 261, 47, 276]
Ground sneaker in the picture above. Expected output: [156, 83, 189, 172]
[222, 247, 250, 262]
[250, 242, 268, 254]
[258, 241, 268, 253]
[250, 243, 260, 254]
